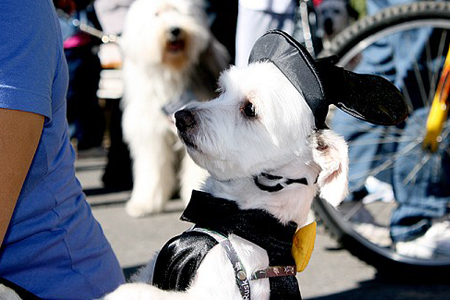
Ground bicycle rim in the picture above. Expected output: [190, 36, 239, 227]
[315, 1, 450, 278]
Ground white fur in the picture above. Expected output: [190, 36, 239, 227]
[0, 285, 21, 300]
[102, 62, 348, 299]
[120, 0, 229, 217]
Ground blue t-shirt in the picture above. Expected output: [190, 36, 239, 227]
[0, 1, 125, 299]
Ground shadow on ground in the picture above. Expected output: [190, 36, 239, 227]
[307, 277, 450, 300]
[122, 265, 450, 299]
[123, 266, 144, 280]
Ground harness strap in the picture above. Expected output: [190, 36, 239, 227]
[189, 227, 299, 299]
[251, 266, 297, 280]
[190, 227, 251, 300]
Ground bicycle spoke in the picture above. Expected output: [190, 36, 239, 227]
[336, 124, 407, 136]
[347, 135, 416, 146]
[348, 146, 424, 167]
[402, 152, 432, 185]
[427, 30, 448, 104]
[399, 76, 415, 112]
[348, 147, 427, 185]
[425, 33, 434, 102]
[349, 137, 424, 190]
[412, 59, 429, 107]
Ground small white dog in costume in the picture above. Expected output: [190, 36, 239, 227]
[103, 30, 407, 299]
[120, 0, 229, 217]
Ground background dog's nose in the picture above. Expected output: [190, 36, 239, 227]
[175, 110, 196, 132]
[170, 27, 181, 37]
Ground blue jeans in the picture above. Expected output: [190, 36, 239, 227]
[332, 0, 450, 242]
[65, 45, 105, 150]
[390, 108, 450, 242]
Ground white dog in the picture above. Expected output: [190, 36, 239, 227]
[316, 0, 358, 48]
[120, 0, 229, 217]
[102, 30, 406, 299]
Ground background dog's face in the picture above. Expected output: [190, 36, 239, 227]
[175, 62, 317, 181]
[317, 0, 355, 40]
[122, 0, 210, 70]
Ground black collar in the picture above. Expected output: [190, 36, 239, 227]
[181, 190, 302, 299]
[253, 173, 308, 193]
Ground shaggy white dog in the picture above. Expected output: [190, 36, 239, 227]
[120, 0, 229, 217]
[102, 60, 349, 300]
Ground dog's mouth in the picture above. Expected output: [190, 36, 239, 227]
[324, 18, 334, 36]
[179, 132, 197, 150]
[175, 110, 199, 150]
[166, 39, 185, 53]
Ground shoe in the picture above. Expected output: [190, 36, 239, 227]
[396, 221, 450, 259]
[362, 176, 395, 204]
[353, 222, 392, 247]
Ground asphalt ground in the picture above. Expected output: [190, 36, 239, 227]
[76, 154, 450, 299]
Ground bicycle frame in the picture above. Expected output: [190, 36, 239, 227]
[423, 47, 450, 152]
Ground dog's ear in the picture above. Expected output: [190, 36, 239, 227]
[311, 129, 348, 207]
[191, 37, 230, 98]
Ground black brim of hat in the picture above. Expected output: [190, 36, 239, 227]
[248, 30, 408, 128]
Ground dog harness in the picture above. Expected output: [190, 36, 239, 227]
[152, 190, 304, 299]
[189, 226, 299, 300]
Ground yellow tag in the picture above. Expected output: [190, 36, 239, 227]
[291, 221, 316, 272]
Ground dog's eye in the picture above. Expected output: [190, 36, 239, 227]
[242, 101, 256, 118]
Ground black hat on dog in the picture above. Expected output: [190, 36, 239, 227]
[248, 30, 408, 129]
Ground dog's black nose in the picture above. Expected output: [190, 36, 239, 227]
[170, 27, 181, 38]
[175, 110, 196, 132]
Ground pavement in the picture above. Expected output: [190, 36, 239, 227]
[76, 154, 450, 300]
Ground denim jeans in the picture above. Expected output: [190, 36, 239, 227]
[332, 0, 450, 242]
[390, 108, 450, 242]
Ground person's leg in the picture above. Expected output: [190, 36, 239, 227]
[390, 108, 450, 243]
[331, 40, 399, 200]
[235, 5, 296, 67]
[102, 98, 133, 190]
[65, 45, 105, 151]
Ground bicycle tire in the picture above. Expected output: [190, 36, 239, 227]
[315, 1, 450, 279]
[321, 1, 450, 60]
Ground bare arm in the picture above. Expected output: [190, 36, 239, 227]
[0, 108, 44, 246]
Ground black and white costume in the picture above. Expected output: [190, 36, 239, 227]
[152, 190, 301, 299]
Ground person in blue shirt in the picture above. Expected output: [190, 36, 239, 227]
[0, 0, 125, 298]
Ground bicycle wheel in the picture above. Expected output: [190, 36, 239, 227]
[315, 1, 450, 279]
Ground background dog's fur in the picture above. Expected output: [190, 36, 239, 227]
[120, 0, 229, 217]
[102, 62, 348, 299]
[316, 0, 359, 47]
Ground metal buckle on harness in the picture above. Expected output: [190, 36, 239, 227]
[189, 227, 251, 299]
